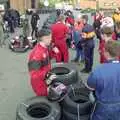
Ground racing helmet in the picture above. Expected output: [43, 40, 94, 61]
[48, 82, 67, 102]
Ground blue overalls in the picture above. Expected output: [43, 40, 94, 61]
[87, 60, 120, 120]
[82, 24, 95, 71]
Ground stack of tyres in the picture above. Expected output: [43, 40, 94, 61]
[61, 84, 93, 120]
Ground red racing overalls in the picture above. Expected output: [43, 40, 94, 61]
[28, 43, 51, 96]
[51, 21, 69, 62]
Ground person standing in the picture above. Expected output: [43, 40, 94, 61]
[28, 30, 56, 96]
[23, 14, 30, 37]
[0, 13, 4, 47]
[71, 14, 84, 63]
[81, 15, 95, 73]
[51, 14, 69, 62]
[31, 10, 40, 38]
[99, 27, 116, 63]
[87, 41, 120, 120]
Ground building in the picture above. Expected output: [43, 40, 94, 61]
[9, 0, 39, 13]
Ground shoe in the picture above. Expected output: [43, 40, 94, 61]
[81, 68, 91, 73]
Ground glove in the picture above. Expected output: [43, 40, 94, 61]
[53, 47, 59, 54]
[46, 72, 57, 85]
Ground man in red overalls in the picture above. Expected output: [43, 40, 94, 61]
[99, 27, 116, 63]
[51, 14, 69, 62]
[28, 30, 56, 96]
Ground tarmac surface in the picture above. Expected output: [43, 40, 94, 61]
[0, 12, 99, 120]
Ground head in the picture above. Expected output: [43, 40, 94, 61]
[82, 15, 88, 24]
[38, 30, 52, 46]
[104, 41, 120, 60]
[58, 14, 65, 22]
[115, 7, 120, 14]
[101, 27, 114, 42]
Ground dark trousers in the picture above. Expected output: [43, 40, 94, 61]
[31, 27, 38, 38]
[84, 46, 94, 71]
[9, 21, 14, 33]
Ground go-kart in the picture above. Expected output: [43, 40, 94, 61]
[9, 36, 37, 53]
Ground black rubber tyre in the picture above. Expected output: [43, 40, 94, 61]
[16, 97, 61, 120]
[61, 84, 93, 115]
[9, 45, 29, 53]
[63, 109, 90, 120]
[51, 63, 79, 86]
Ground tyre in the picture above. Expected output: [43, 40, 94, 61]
[61, 84, 93, 115]
[16, 97, 61, 120]
[63, 109, 90, 120]
[51, 63, 79, 86]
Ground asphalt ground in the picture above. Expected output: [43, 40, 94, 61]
[0, 12, 99, 120]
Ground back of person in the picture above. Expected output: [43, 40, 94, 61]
[94, 63, 120, 103]
[51, 22, 68, 42]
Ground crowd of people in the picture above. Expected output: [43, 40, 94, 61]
[0, 7, 120, 119]
[28, 8, 120, 120]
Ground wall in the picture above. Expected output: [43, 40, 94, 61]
[9, 0, 39, 14]
[79, 0, 96, 9]
[99, 0, 120, 9]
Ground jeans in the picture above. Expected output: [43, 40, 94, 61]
[74, 46, 84, 61]
[73, 30, 84, 61]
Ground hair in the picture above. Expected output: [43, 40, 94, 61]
[82, 15, 88, 22]
[118, 7, 120, 11]
[101, 27, 113, 36]
[105, 41, 120, 57]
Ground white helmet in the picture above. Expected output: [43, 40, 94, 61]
[101, 17, 114, 28]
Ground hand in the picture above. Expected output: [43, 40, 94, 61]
[48, 74, 57, 81]
[46, 74, 57, 85]
[53, 47, 59, 54]
[81, 33, 87, 38]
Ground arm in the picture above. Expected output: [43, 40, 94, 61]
[86, 72, 97, 91]
[28, 51, 49, 81]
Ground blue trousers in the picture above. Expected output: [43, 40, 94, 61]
[73, 30, 84, 61]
